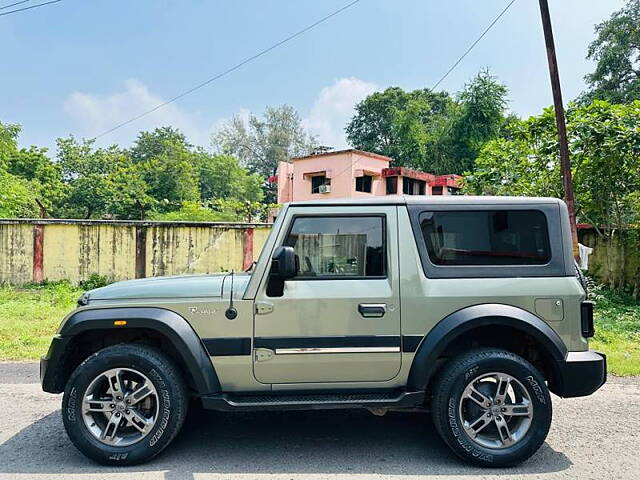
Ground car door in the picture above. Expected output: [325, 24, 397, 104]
[253, 205, 401, 384]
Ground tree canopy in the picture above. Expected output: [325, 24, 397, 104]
[0, 122, 268, 221]
[213, 105, 316, 202]
[345, 70, 509, 175]
[582, 0, 640, 104]
[465, 101, 640, 232]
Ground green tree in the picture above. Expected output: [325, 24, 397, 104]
[0, 122, 64, 217]
[0, 121, 20, 160]
[130, 127, 200, 211]
[466, 101, 640, 234]
[196, 152, 263, 203]
[440, 69, 509, 174]
[345, 71, 508, 174]
[581, 0, 640, 104]
[5, 147, 66, 217]
[213, 105, 316, 202]
[56, 137, 153, 219]
[464, 109, 562, 198]
[346, 87, 452, 167]
[0, 169, 37, 217]
[148, 201, 237, 222]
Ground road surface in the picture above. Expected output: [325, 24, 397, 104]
[0, 362, 638, 480]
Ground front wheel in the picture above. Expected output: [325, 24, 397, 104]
[431, 348, 552, 467]
[62, 344, 189, 465]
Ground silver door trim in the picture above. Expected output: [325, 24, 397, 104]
[274, 346, 400, 355]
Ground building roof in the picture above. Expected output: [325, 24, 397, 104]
[289, 195, 565, 207]
[382, 167, 435, 182]
[432, 174, 463, 187]
[291, 148, 392, 163]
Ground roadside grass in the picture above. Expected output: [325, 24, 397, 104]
[589, 285, 640, 376]
[0, 280, 638, 376]
[0, 282, 82, 361]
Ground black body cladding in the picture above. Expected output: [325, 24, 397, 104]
[40, 307, 221, 395]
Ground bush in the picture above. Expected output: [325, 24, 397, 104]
[79, 273, 113, 290]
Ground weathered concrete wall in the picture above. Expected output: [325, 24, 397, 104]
[42, 223, 138, 282]
[0, 223, 33, 285]
[0, 220, 271, 285]
[579, 228, 640, 293]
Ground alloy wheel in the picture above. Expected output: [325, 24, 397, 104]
[458, 371, 533, 449]
[81, 367, 159, 447]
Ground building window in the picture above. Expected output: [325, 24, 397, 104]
[355, 175, 373, 193]
[283, 216, 386, 278]
[420, 210, 551, 266]
[431, 186, 443, 195]
[403, 177, 426, 195]
[386, 177, 397, 195]
[311, 175, 330, 194]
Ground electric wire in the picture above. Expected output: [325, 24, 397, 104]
[431, 0, 518, 90]
[93, 0, 363, 140]
[0, 0, 61, 17]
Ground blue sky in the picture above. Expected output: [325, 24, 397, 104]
[0, 0, 625, 153]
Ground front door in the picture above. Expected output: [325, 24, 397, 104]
[253, 206, 401, 384]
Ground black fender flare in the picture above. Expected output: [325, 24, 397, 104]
[59, 307, 221, 395]
[406, 303, 567, 391]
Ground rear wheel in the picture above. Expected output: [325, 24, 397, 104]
[62, 344, 188, 465]
[431, 348, 552, 467]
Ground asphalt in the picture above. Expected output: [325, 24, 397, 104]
[0, 362, 638, 480]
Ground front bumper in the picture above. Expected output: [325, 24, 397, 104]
[40, 334, 72, 393]
[551, 350, 607, 398]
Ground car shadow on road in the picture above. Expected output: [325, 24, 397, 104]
[0, 406, 571, 479]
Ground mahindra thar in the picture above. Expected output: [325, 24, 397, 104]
[41, 196, 606, 466]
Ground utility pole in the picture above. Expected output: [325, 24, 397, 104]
[538, 0, 579, 258]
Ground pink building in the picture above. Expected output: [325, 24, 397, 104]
[273, 149, 461, 204]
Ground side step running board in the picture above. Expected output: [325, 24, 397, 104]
[200, 390, 425, 412]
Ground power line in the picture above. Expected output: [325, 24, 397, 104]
[93, 0, 363, 140]
[0, 1, 31, 11]
[431, 0, 518, 91]
[0, 0, 61, 17]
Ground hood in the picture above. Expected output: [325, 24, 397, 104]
[85, 273, 252, 302]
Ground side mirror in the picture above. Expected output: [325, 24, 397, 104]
[271, 246, 297, 279]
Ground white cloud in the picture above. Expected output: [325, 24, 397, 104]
[303, 77, 378, 149]
[63, 79, 212, 147]
[64, 77, 378, 151]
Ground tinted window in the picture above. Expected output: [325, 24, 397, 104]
[386, 177, 397, 194]
[284, 216, 385, 277]
[355, 175, 372, 193]
[403, 177, 426, 195]
[420, 210, 551, 266]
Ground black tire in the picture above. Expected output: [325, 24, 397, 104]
[431, 348, 552, 467]
[62, 344, 189, 465]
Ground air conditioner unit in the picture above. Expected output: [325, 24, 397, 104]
[318, 184, 331, 194]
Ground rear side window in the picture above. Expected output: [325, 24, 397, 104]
[420, 210, 551, 266]
[284, 216, 385, 278]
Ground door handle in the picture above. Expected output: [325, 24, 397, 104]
[358, 303, 386, 318]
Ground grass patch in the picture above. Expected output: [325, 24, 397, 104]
[0, 282, 82, 361]
[589, 283, 640, 376]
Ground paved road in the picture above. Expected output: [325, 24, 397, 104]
[0, 362, 638, 480]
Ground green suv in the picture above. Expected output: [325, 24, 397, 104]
[41, 196, 606, 467]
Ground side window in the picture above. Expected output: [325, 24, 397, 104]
[386, 177, 397, 194]
[420, 210, 551, 266]
[355, 175, 373, 193]
[311, 175, 330, 194]
[283, 216, 385, 278]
